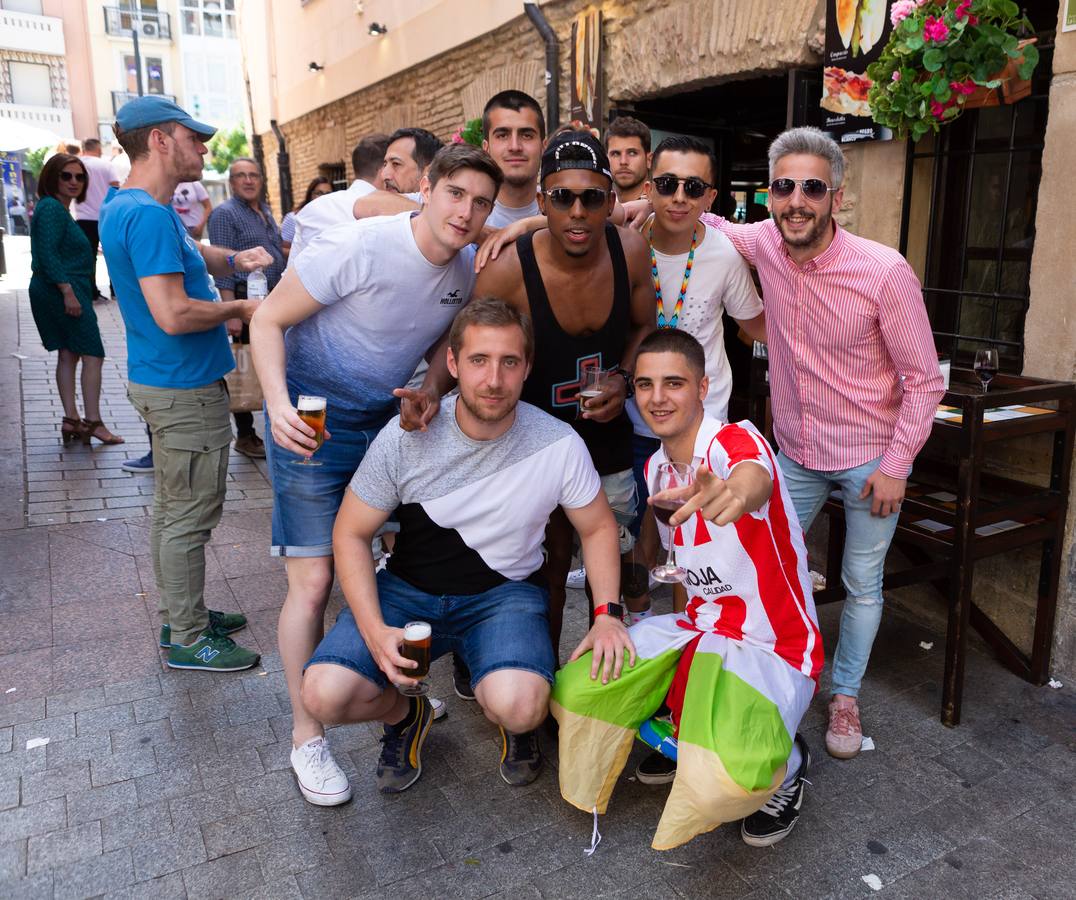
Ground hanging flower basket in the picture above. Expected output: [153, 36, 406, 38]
[865, 0, 1040, 141]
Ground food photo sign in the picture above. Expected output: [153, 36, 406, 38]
[822, 0, 896, 142]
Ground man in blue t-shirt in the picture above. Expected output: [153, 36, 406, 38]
[100, 96, 272, 673]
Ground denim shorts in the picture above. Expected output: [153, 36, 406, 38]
[265, 409, 384, 557]
[600, 468, 638, 554]
[306, 569, 556, 692]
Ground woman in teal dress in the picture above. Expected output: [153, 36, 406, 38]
[30, 153, 123, 445]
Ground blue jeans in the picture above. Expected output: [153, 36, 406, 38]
[306, 569, 556, 692]
[778, 453, 901, 698]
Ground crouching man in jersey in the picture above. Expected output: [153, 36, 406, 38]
[551, 329, 823, 849]
[301, 298, 631, 794]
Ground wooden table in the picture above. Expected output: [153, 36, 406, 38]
[810, 369, 1076, 725]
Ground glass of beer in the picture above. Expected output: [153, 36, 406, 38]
[577, 366, 606, 419]
[397, 621, 431, 696]
[291, 395, 326, 466]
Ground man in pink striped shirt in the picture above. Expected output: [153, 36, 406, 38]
[700, 126, 944, 759]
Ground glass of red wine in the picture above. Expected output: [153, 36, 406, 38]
[974, 348, 998, 393]
[650, 461, 696, 584]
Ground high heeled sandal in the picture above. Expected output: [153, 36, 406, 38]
[80, 419, 125, 446]
[61, 416, 84, 445]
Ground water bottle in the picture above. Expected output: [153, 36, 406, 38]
[246, 267, 268, 300]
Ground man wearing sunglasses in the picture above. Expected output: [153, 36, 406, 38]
[695, 126, 944, 760]
[473, 130, 655, 663]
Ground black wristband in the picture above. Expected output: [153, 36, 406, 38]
[613, 366, 634, 398]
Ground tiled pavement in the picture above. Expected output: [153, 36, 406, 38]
[0, 237, 1074, 899]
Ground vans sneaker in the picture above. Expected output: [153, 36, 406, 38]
[741, 734, 811, 847]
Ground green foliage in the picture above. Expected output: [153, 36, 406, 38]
[451, 118, 484, 148]
[866, 0, 1037, 141]
[23, 146, 50, 179]
[206, 127, 250, 175]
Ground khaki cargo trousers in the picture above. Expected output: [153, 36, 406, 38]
[128, 380, 233, 646]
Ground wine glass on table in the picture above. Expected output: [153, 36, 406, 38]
[650, 461, 696, 584]
[974, 348, 998, 393]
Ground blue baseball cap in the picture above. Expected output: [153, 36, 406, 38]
[115, 96, 216, 139]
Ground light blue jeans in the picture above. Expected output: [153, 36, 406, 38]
[778, 453, 901, 698]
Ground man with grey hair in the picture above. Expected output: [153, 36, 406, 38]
[208, 156, 285, 458]
[699, 126, 944, 764]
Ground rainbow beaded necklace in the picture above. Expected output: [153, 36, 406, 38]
[650, 224, 699, 329]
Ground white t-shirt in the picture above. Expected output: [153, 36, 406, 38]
[288, 211, 477, 428]
[74, 155, 120, 221]
[110, 152, 131, 187]
[628, 222, 762, 437]
[170, 181, 210, 228]
[486, 197, 540, 230]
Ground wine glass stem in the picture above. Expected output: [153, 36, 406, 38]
[665, 544, 676, 570]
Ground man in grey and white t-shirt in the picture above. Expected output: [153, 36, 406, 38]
[249, 144, 502, 807]
[301, 298, 634, 795]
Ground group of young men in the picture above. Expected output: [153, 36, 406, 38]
[98, 87, 943, 852]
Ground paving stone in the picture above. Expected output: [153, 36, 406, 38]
[104, 675, 162, 706]
[91, 745, 158, 787]
[109, 719, 174, 755]
[0, 776, 18, 811]
[75, 702, 136, 737]
[180, 847, 265, 898]
[53, 848, 136, 900]
[0, 869, 53, 899]
[68, 779, 140, 827]
[13, 714, 77, 748]
[26, 820, 103, 874]
[101, 871, 186, 900]
[20, 761, 90, 805]
[134, 762, 203, 805]
[0, 838, 26, 879]
[200, 810, 275, 860]
[131, 826, 207, 881]
[0, 745, 46, 781]
[45, 733, 113, 770]
[45, 686, 108, 717]
[0, 726, 11, 754]
[0, 697, 46, 728]
[100, 800, 173, 852]
[167, 787, 240, 829]
[254, 829, 333, 880]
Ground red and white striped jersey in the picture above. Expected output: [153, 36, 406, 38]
[646, 417, 824, 682]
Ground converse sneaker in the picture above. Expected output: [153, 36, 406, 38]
[159, 610, 248, 648]
[741, 734, 811, 847]
[825, 695, 863, 759]
[635, 750, 677, 784]
[499, 726, 542, 786]
[166, 631, 259, 672]
[452, 654, 475, 701]
[376, 696, 434, 794]
[291, 736, 351, 806]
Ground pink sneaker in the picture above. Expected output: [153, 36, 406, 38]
[825, 695, 862, 759]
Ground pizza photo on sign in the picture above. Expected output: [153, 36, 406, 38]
[822, 66, 873, 117]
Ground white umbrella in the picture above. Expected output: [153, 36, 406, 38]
[0, 118, 62, 152]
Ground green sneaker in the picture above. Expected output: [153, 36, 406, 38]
[159, 610, 248, 648]
[166, 631, 259, 672]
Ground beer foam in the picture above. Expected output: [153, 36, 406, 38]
[297, 395, 326, 412]
[403, 622, 431, 641]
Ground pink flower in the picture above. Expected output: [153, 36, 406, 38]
[890, 0, 917, 26]
[916, 0, 931, 6]
[950, 78, 976, 95]
[930, 99, 947, 118]
[954, 0, 973, 20]
[451, 133, 464, 144]
[923, 15, 950, 42]
[892, 70, 902, 82]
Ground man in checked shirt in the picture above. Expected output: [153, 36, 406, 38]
[694, 126, 945, 759]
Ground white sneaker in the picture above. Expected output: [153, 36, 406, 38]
[430, 696, 447, 721]
[565, 566, 587, 589]
[290, 736, 352, 806]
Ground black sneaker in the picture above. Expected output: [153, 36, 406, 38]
[452, 654, 475, 701]
[376, 696, 434, 794]
[636, 750, 677, 785]
[499, 726, 542, 786]
[741, 734, 811, 847]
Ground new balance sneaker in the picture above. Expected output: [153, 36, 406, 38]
[636, 750, 677, 785]
[159, 610, 248, 647]
[121, 451, 154, 473]
[376, 696, 434, 794]
[565, 566, 587, 589]
[166, 631, 260, 672]
[825, 695, 863, 759]
[452, 654, 475, 701]
[741, 734, 811, 847]
[291, 736, 351, 806]
[499, 726, 542, 786]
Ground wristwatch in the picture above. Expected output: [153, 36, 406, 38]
[593, 602, 625, 621]
[612, 366, 634, 398]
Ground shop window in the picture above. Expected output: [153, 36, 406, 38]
[902, 30, 1053, 373]
[319, 163, 346, 190]
[8, 61, 51, 107]
[180, 0, 236, 39]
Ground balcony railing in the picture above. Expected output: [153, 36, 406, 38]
[0, 102, 73, 141]
[103, 7, 172, 41]
[0, 9, 65, 55]
[112, 91, 175, 115]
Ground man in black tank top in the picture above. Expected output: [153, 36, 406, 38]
[474, 131, 656, 659]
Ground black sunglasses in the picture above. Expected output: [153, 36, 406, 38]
[769, 177, 837, 202]
[60, 171, 87, 183]
[543, 188, 610, 211]
[651, 175, 713, 199]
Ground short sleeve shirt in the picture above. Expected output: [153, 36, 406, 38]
[99, 188, 233, 389]
[351, 396, 601, 595]
[287, 211, 477, 429]
[74, 156, 119, 221]
[170, 181, 209, 228]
